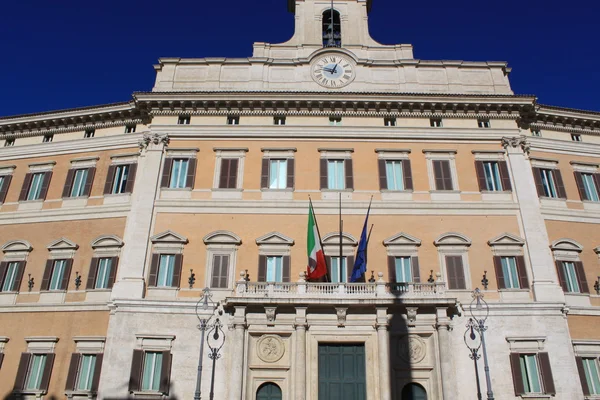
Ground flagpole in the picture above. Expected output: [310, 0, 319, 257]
[309, 196, 330, 283]
[339, 192, 343, 282]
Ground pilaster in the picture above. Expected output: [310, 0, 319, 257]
[228, 306, 247, 400]
[376, 307, 391, 400]
[294, 307, 308, 400]
[435, 307, 455, 400]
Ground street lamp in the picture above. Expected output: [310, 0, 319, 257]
[468, 288, 495, 400]
[194, 288, 218, 400]
[207, 316, 226, 400]
[464, 317, 483, 400]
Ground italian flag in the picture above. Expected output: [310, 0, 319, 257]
[307, 203, 327, 280]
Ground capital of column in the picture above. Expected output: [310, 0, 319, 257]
[501, 135, 530, 155]
[139, 133, 170, 151]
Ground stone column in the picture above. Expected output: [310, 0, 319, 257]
[294, 307, 308, 400]
[111, 133, 169, 300]
[229, 306, 247, 400]
[376, 307, 391, 400]
[436, 307, 454, 399]
[502, 136, 565, 303]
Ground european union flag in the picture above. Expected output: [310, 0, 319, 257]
[350, 202, 371, 283]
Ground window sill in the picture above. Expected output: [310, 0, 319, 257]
[539, 197, 567, 208]
[565, 292, 592, 307]
[65, 389, 96, 399]
[583, 201, 600, 211]
[519, 395, 553, 399]
[430, 191, 460, 202]
[130, 391, 166, 399]
[103, 193, 131, 205]
[381, 191, 413, 201]
[146, 286, 179, 299]
[481, 191, 513, 202]
[84, 289, 111, 303]
[160, 188, 192, 200]
[39, 290, 66, 304]
[11, 389, 46, 399]
[62, 197, 89, 208]
[261, 189, 293, 200]
[0, 292, 18, 305]
[17, 200, 44, 211]
[321, 190, 353, 201]
[211, 188, 243, 200]
[499, 289, 531, 302]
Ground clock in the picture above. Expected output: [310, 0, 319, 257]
[311, 55, 355, 88]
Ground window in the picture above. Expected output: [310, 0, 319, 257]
[27, 173, 45, 201]
[84, 129, 95, 138]
[227, 116, 240, 125]
[1, 261, 20, 292]
[385, 160, 405, 191]
[25, 354, 47, 390]
[268, 159, 288, 189]
[70, 169, 89, 197]
[540, 169, 558, 198]
[125, 125, 136, 134]
[169, 159, 189, 189]
[501, 257, 520, 289]
[76, 354, 97, 391]
[532, 130, 542, 137]
[384, 117, 397, 127]
[177, 115, 190, 125]
[581, 358, 600, 395]
[49, 260, 67, 291]
[211, 254, 230, 289]
[112, 165, 130, 194]
[478, 119, 491, 128]
[274, 116, 286, 126]
[330, 256, 348, 283]
[533, 167, 566, 199]
[142, 352, 163, 391]
[432, 160, 454, 191]
[4, 138, 14, 147]
[42, 134, 53, 143]
[266, 256, 283, 282]
[394, 257, 412, 283]
[329, 116, 342, 126]
[327, 160, 345, 190]
[577, 172, 600, 202]
[572, 134, 582, 142]
[218, 158, 239, 189]
[520, 354, 543, 393]
[445, 255, 466, 290]
[157, 255, 175, 287]
[430, 118, 442, 128]
[322, 9, 341, 47]
[95, 258, 113, 289]
[562, 261, 580, 293]
[483, 161, 502, 191]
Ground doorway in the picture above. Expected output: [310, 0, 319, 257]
[318, 344, 367, 400]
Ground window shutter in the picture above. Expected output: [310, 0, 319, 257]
[509, 353, 526, 395]
[91, 353, 103, 392]
[65, 353, 81, 391]
[172, 254, 183, 288]
[86, 258, 100, 290]
[411, 257, 421, 283]
[433, 160, 452, 191]
[60, 259, 73, 291]
[185, 158, 197, 189]
[211, 255, 222, 288]
[344, 159, 354, 190]
[103, 165, 117, 195]
[446, 256, 465, 290]
[258, 255, 267, 282]
[159, 351, 172, 394]
[387, 256, 396, 283]
[0, 353, 3, 369]
[555, 261, 568, 292]
[532, 167, 546, 197]
[475, 161, 487, 191]
[515, 256, 530, 289]
[498, 161, 512, 191]
[0, 174, 12, 203]
[83, 167, 96, 196]
[538, 352, 556, 395]
[107, 257, 119, 289]
[161, 159, 173, 188]
[39, 353, 55, 391]
[575, 357, 591, 396]
[283, 256, 291, 283]
[554, 169, 567, 199]
[19, 173, 33, 201]
[14, 353, 31, 390]
[260, 158, 269, 189]
[594, 174, 600, 197]
[403, 159, 413, 191]
[218, 159, 229, 189]
[346, 256, 355, 282]
[148, 254, 160, 287]
[574, 172, 588, 201]
[441, 160, 453, 190]
[493, 256, 506, 289]
[286, 158, 295, 189]
[320, 159, 328, 190]
[0, 262, 7, 289]
[128, 349, 144, 392]
[62, 169, 76, 198]
[378, 160, 387, 190]
[574, 261, 590, 293]
[11, 261, 25, 292]
[39, 171, 53, 200]
[41, 259, 54, 291]
[124, 163, 137, 193]
[226, 159, 239, 189]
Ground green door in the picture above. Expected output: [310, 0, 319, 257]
[318, 344, 367, 400]
[257, 382, 282, 400]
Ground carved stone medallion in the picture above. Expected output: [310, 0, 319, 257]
[398, 334, 426, 364]
[257, 335, 285, 363]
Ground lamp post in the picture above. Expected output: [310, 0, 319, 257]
[207, 316, 226, 400]
[464, 317, 483, 400]
[194, 288, 218, 400]
[468, 288, 494, 400]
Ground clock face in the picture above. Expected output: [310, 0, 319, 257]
[311, 55, 355, 88]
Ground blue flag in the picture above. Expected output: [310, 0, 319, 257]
[350, 203, 371, 282]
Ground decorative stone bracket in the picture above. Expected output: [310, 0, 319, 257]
[501, 136, 530, 155]
[139, 133, 169, 150]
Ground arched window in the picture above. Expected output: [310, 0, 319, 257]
[322, 9, 341, 47]
[256, 382, 282, 400]
[401, 383, 427, 400]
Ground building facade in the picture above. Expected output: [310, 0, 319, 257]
[1, 0, 600, 399]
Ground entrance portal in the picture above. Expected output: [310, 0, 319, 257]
[318, 344, 367, 400]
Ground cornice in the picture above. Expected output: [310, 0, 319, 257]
[528, 137, 600, 157]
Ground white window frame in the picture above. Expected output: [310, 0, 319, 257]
[531, 129, 542, 137]
[86, 235, 123, 301]
[23, 161, 56, 206]
[227, 115, 240, 125]
[329, 116, 342, 126]
[125, 125, 137, 134]
[212, 148, 248, 199]
[506, 337, 548, 395]
[321, 232, 358, 283]
[0, 240, 32, 298]
[383, 232, 422, 284]
[571, 161, 600, 207]
[273, 116, 286, 126]
[318, 148, 353, 200]
[530, 158, 563, 204]
[83, 129, 95, 138]
[487, 233, 528, 296]
[573, 340, 600, 396]
[261, 148, 296, 200]
[17, 337, 58, 396]
[423, 150, 460, 200]
[203, 231, 241, 292]
[477, 119, 491, 128]
[375, 149, 412, 200]
[66, 337, 105, 397]
[42, 134, 53, 143]
[133, 334, 174, 394]
[434, 233, 472, 292]
[551, 239, 590, 306]
[384, 117, 397, 127]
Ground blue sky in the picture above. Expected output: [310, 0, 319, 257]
[0, 0, 598, 116]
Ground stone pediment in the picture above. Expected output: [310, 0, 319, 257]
[434, 232, 471, 247]
[91, 235, 124, 249]
[550, 239, 583, 253]
[487, 233, 525, 247]
[2, 240, 33, 253]
[256, 232, 294, 246]
[383, 232, 422, 247]
[47, 238, 79, 251]
[150, 230, 188, 244]
[203, 231, 242, 245]
[322, 232, 358, 246]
